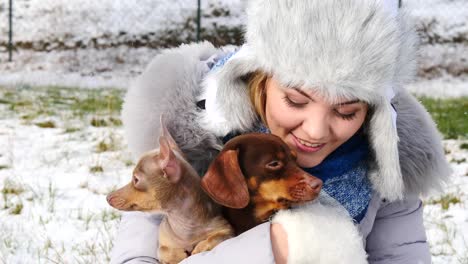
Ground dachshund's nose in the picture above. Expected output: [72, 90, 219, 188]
[306, 176, 323, 193]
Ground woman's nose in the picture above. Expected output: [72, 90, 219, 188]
[301, 114, 330, 141]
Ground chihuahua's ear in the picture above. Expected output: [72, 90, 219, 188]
[158, 136, 181, 183]
[159, 114, 182, 154]
[201, 149, 249, 209]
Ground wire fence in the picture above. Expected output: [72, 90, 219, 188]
[0, 0, 466, 86]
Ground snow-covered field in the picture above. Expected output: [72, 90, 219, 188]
[0, 86, 466, 263]
[0, 0, 467, 263]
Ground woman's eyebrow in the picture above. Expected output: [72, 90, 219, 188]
[292, 88, 313, 99]
[292, 88, 360, 106]
[335, 100, 361, 106]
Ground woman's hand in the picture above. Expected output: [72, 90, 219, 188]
[271, 223, 288, 264]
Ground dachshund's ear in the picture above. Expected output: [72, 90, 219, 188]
[201, 149, 249, 209]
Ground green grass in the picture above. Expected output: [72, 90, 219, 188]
[426, 194, 462, 210]
[0, 85, 124, 125]
[419, 97, 468, 139]
[0, 85, 465, 139]
[1, 180, 25, 195]
[35, 121, 56, 128]
[90, 165, 104, 173]
[10, 203, 24, 215]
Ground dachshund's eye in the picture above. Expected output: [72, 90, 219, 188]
[266, 160, 283, 170]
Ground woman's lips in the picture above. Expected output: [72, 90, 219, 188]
[291, 135, 326, 153]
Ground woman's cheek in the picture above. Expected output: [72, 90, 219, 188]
[267, 103, 299, 131]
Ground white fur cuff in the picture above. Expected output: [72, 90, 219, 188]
[272, 203, 368, 264]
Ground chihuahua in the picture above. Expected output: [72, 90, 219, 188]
[107, 118, 234, 264]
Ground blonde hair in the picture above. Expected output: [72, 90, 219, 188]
[248, 71, 269, 126]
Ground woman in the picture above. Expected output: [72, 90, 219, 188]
[111, 0, 450, 263]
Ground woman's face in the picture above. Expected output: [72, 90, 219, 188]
[264, 77, 368, 168]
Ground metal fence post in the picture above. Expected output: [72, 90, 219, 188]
[8, 0, 13, 61]
[399, 0, 402, 8]
[197, 0, 201, 42]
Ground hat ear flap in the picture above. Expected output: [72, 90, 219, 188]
[368, 101, 404, 201]
[201, 149, 250, 208]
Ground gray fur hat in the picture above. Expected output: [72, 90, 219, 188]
[200, 0, 419, 201]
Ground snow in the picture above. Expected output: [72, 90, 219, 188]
[0, 86, 466, 263]
[0, 0, 467, 263]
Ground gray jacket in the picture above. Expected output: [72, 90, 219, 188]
[110, 193, 428, 263]
[111, 42, 450, 264]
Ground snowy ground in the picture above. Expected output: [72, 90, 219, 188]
[0, 86, 467, 264]
[0, 0, 467, 263]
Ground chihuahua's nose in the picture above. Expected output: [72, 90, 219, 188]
[106, 194, 114, 205]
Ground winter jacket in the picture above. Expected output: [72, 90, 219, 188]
[111, 0, 450, 263]
[110, 42, 448, 264]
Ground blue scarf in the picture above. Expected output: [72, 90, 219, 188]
[223, 124, 372, 223]
[302, 130, 372, 223]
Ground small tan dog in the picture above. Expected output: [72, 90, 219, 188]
[107, 117, 234, 264]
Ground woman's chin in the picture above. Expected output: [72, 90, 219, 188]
[296, 157, 323, 168]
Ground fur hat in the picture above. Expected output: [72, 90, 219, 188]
[200, 0, 419, 201]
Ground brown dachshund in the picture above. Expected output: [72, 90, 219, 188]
[107, 117, 234, 264]
[201, 133, 323, 235]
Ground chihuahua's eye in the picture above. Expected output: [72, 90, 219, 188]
[266, 160, 283, 170]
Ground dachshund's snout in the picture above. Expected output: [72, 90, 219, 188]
[305, 176, 323, 193]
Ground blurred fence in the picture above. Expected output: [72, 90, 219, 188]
[1, 0, 246, 54]
[1, 0, 467, 82]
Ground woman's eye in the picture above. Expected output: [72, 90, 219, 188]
[282, 96, 307, 108]
[335, 110, 357, 121]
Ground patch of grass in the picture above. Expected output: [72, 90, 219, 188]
[1, 180, 25, 195]
[460, 143, 468, 150]
[101, 209, 121, 222]
[451, 157, 466, 164]
[419, 97, 468, 139]
[109, 117, 123, 126]
[95, 135, 120, 153]
[10, 202, 23, 215]
[71, 89, 123, 116]
[90, 118, 108, 127]
[9, 100, 33, 110]
[0, 98, 12, 104]
[0, 86, 124, 127]
[2, 179, 25, 210]
[96, 141, 111, 153]
[64, 127, 81, 133]
[124, 160, 134, 167]
[426, 194, 461, 210]
[90, 165, 104, 173]
[35, 121, 56, 128]
[90, 117, 123, 127]
[21, 113, 39, 121]
[0, 165, 9, 170]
